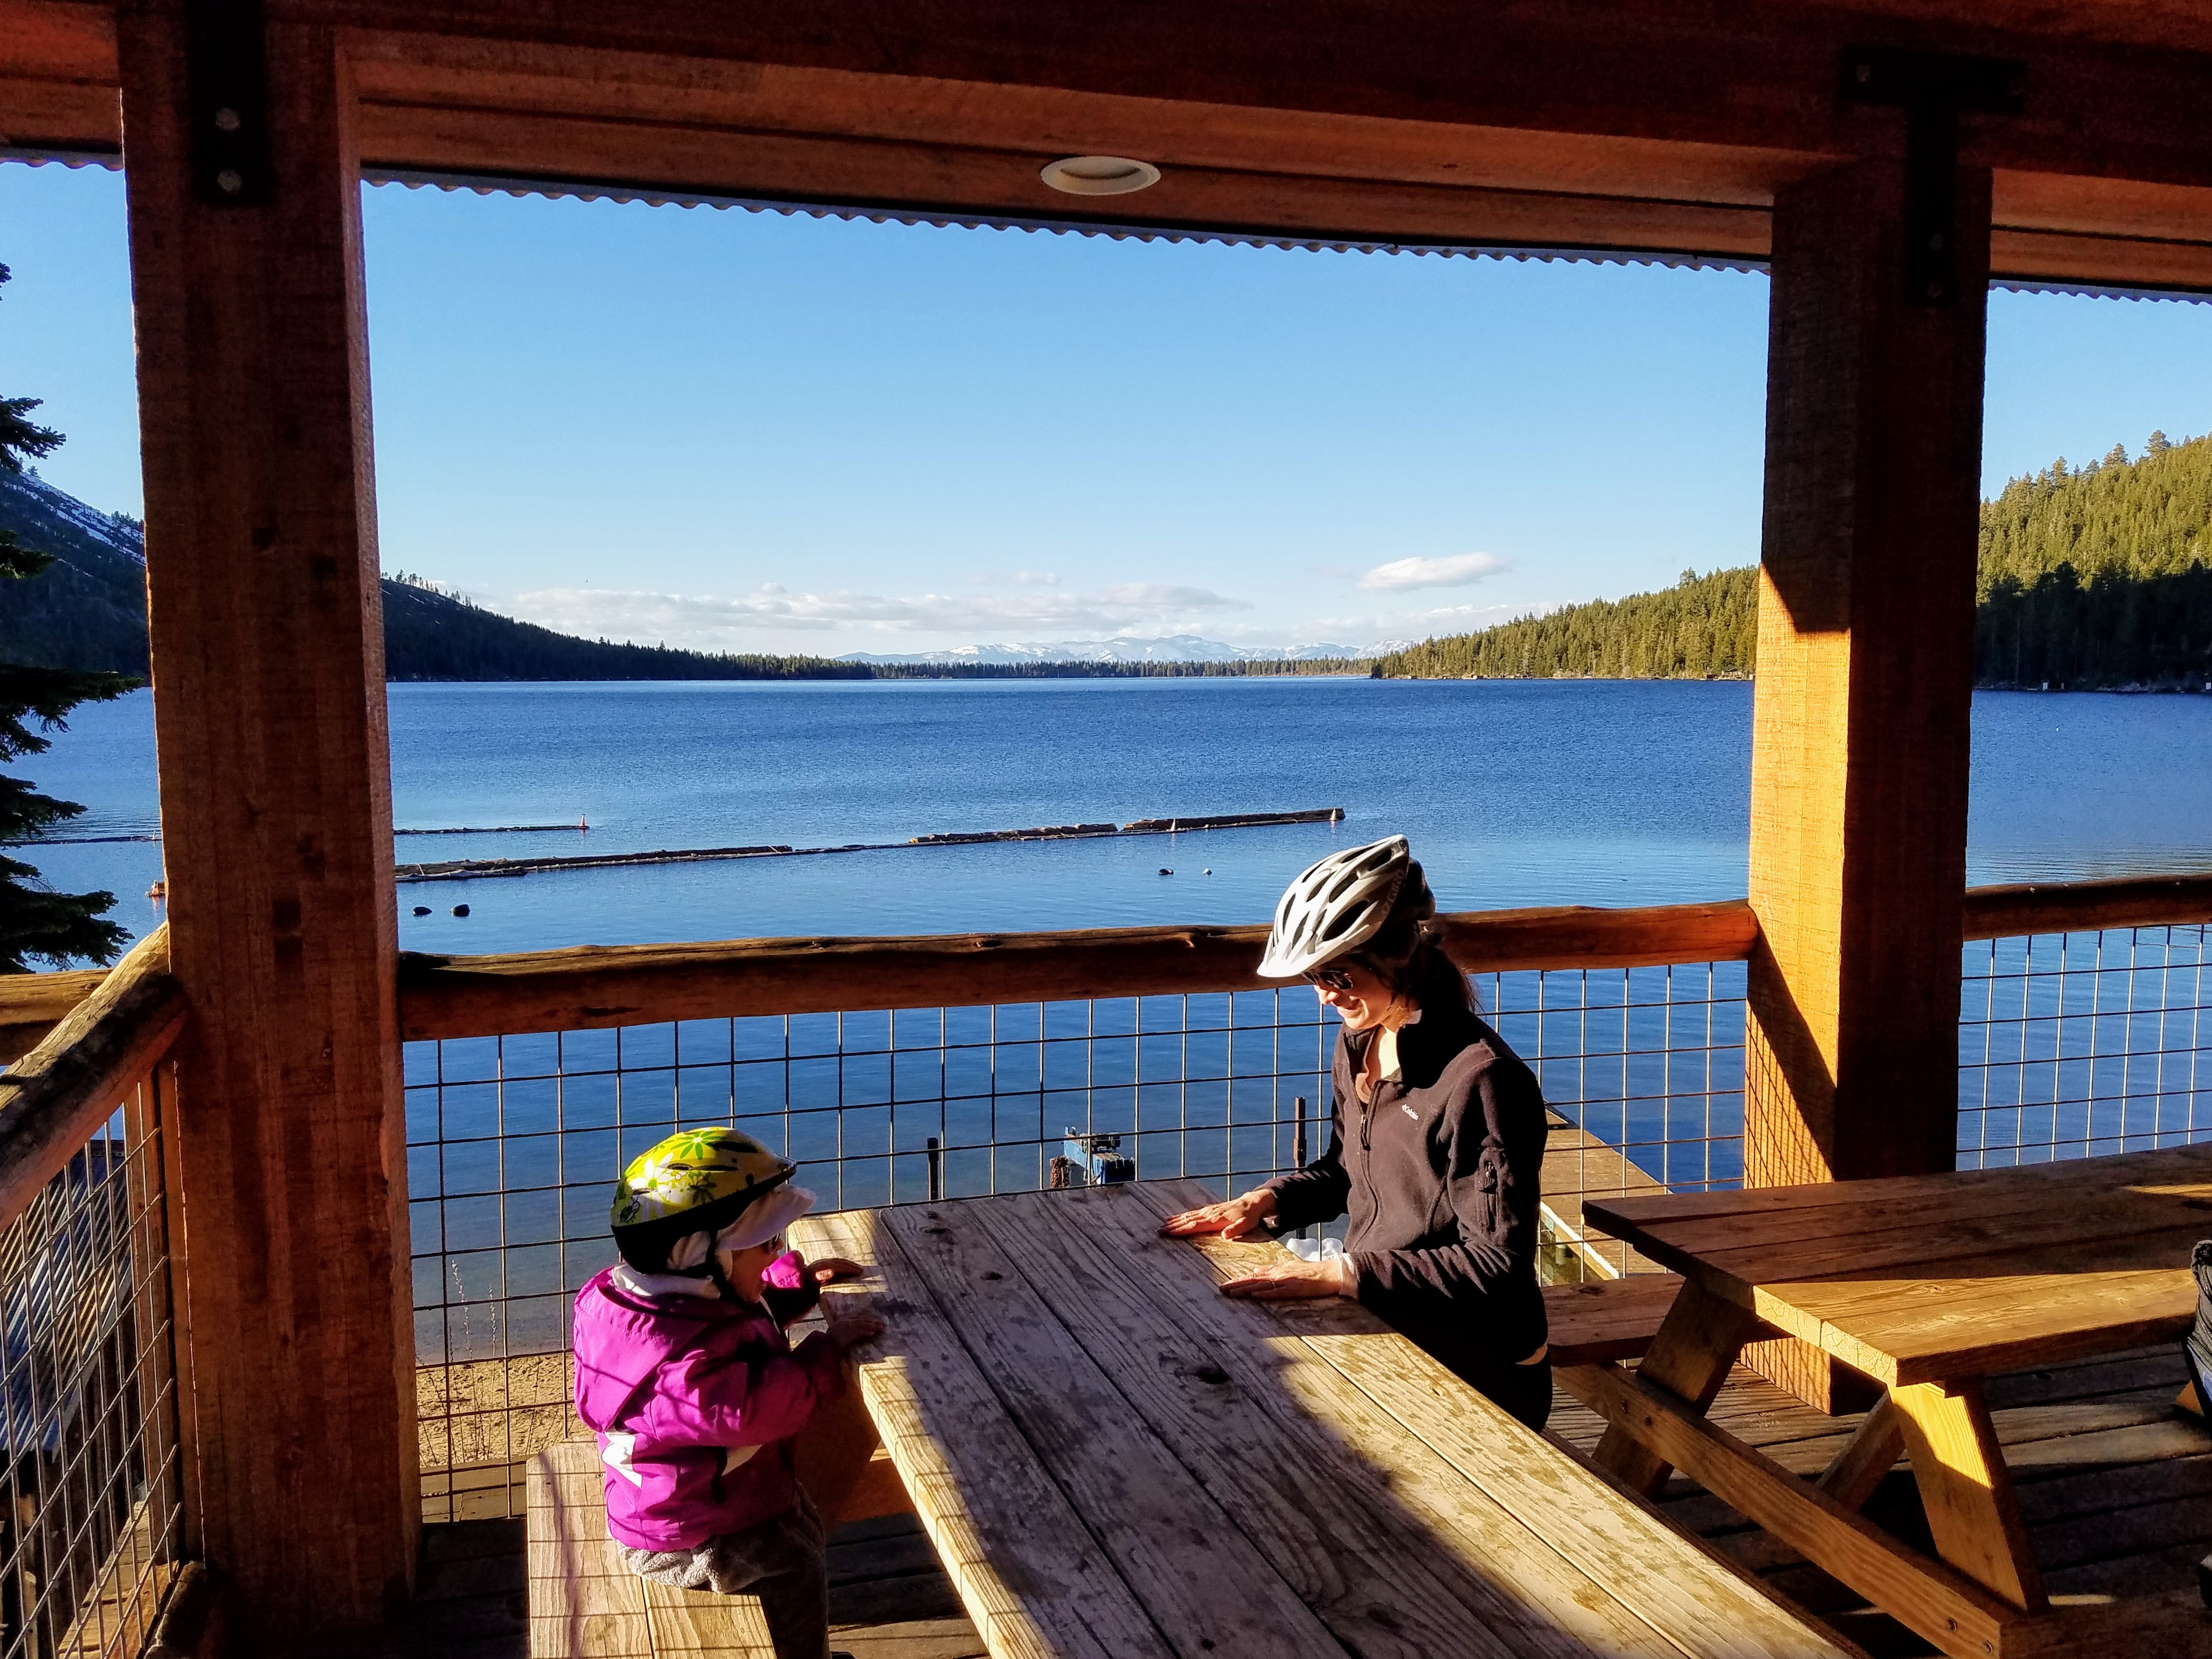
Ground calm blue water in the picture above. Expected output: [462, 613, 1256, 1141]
[17, 676, 2212, 954]
[28, 677, 2201, 1360]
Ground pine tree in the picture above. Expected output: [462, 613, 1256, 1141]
[0, 261, 134, 972]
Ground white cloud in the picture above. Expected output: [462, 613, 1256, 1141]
[1357, 551, 1508, 592]
[505, 580, 1248, 648]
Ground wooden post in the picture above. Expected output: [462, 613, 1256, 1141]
[1744, 156, 1990, 1410]
[118, 12, 416, 1640]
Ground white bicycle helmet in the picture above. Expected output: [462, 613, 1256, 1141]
[1257, 835, 1415, 979]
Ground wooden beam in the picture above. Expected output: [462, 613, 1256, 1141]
[1558, 1360, 2022, 1659]
[118, 13, 416, 1639]
[16, 5, 2212, 284]
[1590, 1276, 1766, 1495]
[304, 1, 2212, 194]
[0, 926, 180, 1228]
[0, 0, 116, 155]
[1742, 155, 1991, 1410]
[1888, 1378, 2046, 1611]
[0, 965, 112, 1062]
[1961, 871, 2212, 938]
[395, 898, 1760, 1040]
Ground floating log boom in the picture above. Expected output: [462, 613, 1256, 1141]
[395, 809, 1347, 882]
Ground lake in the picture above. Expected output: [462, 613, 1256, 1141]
[28, 677, 2206, 1363]
[19, 676, 2212, 956]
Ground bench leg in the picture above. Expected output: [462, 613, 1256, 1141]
[1591, 1277, 1762, 1497]
[1816, 1393, 1905, 1512]
[1889, 1380, 2047, 1612]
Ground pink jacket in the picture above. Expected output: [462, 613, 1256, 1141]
[572, 1254, 846, 1550]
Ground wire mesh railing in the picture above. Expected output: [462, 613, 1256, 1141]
[1958, 923, 2212, 1168]
[0, 1073, 183, 1659]
[405, 959, 1752, 1516]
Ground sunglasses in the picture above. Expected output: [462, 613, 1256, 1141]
[1302, 965, 1356, 991]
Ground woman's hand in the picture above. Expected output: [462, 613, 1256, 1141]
[1218, 1257, 1352, 1300]
[807, 1256, 866, 1285]
[1160, 1188, 1277, 1239]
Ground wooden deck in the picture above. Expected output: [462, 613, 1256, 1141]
[360, 1337, 2211, 1658]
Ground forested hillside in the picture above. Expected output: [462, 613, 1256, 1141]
[1975, 431, 2212, 688]
[1376, 431, 2212, 690]
[378, 578, 867, 680]
[1375, 566, 1755, 680]
[0, 473, 1366, 680]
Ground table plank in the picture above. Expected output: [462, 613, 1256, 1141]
[1605, 1162, 2212, 1274]
[976, 1182, 1694, 1659]
[792, 1210, 1174, 1659]
[1591, 1141, 2212, 1232]
[1639, 1178, 2212, 1292]
[873, 1202, 1343, 1659]
[1587, 1145, 2212, 1384]
[1758, 1250, 2199, 1386]
[1113, 1192, 1863, 1659]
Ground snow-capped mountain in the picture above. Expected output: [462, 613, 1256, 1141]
[1, 468, 146, 566]
[838, 634, 1380, 665]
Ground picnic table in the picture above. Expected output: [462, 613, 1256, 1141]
[1566, 1140, 2212, 1659]
[789, 1179, 1859, 1659]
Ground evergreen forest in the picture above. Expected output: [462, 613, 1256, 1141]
[1376, 430, 2212, 690]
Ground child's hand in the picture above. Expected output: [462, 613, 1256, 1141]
[826, 1313, 884, 1352]
[808, 1256, 866, 1285]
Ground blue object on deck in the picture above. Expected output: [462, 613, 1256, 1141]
[1060, 1129, 1134, 1186]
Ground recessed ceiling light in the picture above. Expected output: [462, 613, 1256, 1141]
[1040, 155, 1162, 196]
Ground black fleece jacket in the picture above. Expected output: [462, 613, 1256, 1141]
[1263, 1001, 1550, 1374]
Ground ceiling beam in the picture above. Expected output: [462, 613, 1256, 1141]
[7, 1, 2212, 289]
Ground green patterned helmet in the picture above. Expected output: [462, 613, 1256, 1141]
[609, 1128, 796, 1268]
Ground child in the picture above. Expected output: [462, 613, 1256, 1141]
[573, 1128, 883, 1659]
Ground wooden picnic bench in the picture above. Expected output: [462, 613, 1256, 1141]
[790, 1178, 1861, 1659]
[527, 1359, 913, 1657]
[1564, 1140, 2212, 1659]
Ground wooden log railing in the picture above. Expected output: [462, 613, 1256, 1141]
[389, 873, 2212, 1042]
[0, 923, 190, 1659]
[0, 926, 185, 1227]
[394, 898, 1762, 1041]
[0, 875, 2206, 1054]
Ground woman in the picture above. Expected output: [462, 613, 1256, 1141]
[1161, 835, 1552, 1430]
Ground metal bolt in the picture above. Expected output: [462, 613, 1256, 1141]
[215, 168, 243, 194]
[213, 107, 240, 132]
[1928, 232, 1944, 251]
[1855, 62, 1873, 83]
[1926, 280, 1945, 299]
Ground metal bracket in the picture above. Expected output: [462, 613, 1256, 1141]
[1841, 47, 2024, 305]
[186, 0, 272, 206]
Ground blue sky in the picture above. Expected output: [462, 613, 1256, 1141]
[6, 158, 2212, 654]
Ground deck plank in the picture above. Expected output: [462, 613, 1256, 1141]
[972, 1182, 1700, 1659]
